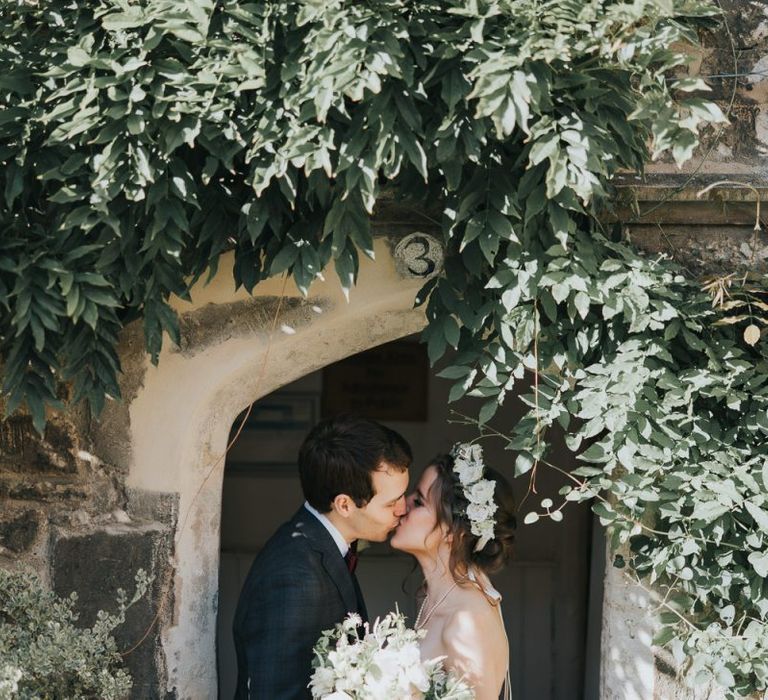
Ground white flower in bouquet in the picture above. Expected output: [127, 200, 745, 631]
[310, 611, 474, 700]
[0, 665, 22, 699]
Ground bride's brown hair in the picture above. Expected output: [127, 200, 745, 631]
[428, 453, 516, 579]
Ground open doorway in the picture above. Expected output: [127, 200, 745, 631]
[216, 337, 601, 699]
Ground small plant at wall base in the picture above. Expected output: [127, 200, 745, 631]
[1, 0, 767, 695]
[0, 568, 150, 699]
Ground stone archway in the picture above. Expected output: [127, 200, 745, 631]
[92, 237, 432, 698]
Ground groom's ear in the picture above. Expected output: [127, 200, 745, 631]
[331, 493, 355, 518]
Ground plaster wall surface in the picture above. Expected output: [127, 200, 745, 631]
[600, 548, 738, 700]
[600, 551, 657, 700]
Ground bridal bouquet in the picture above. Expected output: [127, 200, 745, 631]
[309, 611, 474, 700]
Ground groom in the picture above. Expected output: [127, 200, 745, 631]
[232, 414, 411, 699]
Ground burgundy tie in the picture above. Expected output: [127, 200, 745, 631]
[344, 540, 358, 574]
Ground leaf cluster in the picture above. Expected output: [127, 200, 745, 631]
[0, 567, 150, 699]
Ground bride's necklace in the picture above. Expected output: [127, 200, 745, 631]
[414, 582, 458, 630]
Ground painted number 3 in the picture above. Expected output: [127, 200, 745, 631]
[394, 233, 444, 280]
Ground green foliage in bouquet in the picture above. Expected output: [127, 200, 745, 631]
[0, 568, 150, 700]
[2, 0, 767, 694]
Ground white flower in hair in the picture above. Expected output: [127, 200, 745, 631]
[455, 443, 483, 463]
[453, 458, 484, 486]
[475, 520, 495, 548]
[467, 501, 496, 524]
[467, 479, 495, 505]
[450, 442, 497, 552]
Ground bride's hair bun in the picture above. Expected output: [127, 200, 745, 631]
[429, 455, 516, 578]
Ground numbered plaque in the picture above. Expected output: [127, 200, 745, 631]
[393, 233, 444, 280]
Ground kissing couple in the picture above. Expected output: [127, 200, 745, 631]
[232, 414, 516, 699]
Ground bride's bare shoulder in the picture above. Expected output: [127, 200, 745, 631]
[439, 608, 485, 676]
[441, 589, 504, 650]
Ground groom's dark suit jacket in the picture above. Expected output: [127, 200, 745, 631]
[232, 506, 368, 699]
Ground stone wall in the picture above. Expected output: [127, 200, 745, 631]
[700, 0, 768, 166]
[0, 408, 177, 698]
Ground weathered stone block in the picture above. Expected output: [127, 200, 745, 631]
[125, 488, 179, 527]
[2, 477, 89, 502]
[0, 508, 41, 553]
[51, 524, 174, 700]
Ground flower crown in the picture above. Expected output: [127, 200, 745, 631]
[450, 442, 497, 552]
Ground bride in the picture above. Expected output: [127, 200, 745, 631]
[390, 444, 516, 700]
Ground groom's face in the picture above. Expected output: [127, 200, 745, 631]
[346, 464, 409, 542]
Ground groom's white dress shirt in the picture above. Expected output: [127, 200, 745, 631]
[303, 501, 349, 557]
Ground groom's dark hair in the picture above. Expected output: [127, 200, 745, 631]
[299, 414, 412, 512]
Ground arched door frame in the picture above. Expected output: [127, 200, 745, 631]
[119, 242, 429, 697]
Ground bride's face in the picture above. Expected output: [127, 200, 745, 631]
[390, 465, 446, 555]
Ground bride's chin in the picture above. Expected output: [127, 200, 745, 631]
[389, 531, 406, 551]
